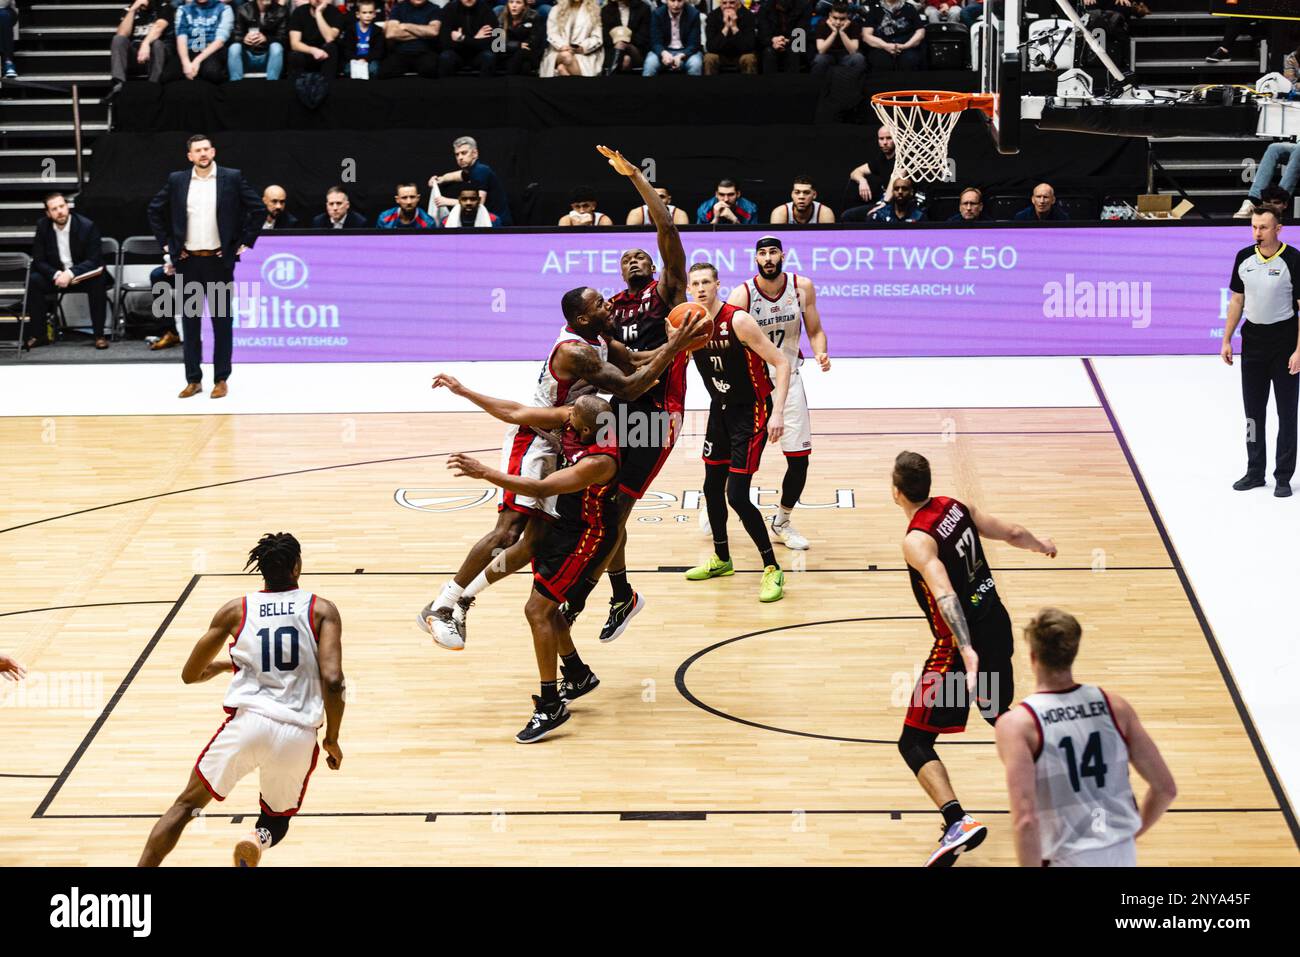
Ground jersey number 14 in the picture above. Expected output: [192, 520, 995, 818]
[1058, 731, 1108, 792]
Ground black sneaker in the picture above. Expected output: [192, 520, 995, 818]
[597, 592, 645, 644]
[1233, 474, 1266, 491]
[515, 695, 569, 743]
[559, 602, 581, 628]
[1205, 47, 1231, 63]
[559, 664, 600, 703]
[1276, 482, 1292, 498]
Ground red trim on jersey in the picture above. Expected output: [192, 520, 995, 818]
[1019, 701, 1045, 761]
[307, 594, 320, 643]
[782, 449, 812, 458]
[755, 273, 789, 303]
[739, 280, 751, 311]
[193, 712, 236, 801]
[1034, 684, 1083, 695]
[259, 742, 320, 817]
[229, 597, 247, 673]
[499, 428, 537, 514]
[618, 413, 682, 499]
[733, 400, 769, 474]
[662, 350, 688, 413]
[703, 456, 730, 466]
[1098, 687, 1130, 748]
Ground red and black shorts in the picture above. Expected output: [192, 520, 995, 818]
[610, 397, 684, 499]
[531, 518, 620, 603]
[702, 396, 772, 475]
[903, 600, 1014, 734]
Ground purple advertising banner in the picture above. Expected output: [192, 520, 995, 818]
[216, 226, 1240, 362]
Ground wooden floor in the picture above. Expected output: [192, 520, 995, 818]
[1, 407, 1295, 866]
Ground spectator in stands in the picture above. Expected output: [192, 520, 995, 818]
[313, 186, 368, 227]
[0, 0, 15, 79]
[643, 0, 702, 76]
[1258, 185, 1292, 221]
[626, 185, 689, 224]
[960, 0, 991, 29]
[812, 2, 863, 81]
[443, 183, 501, 227]
[261, 184, 298, 228]
[601, 0, 650, 75]
[1236, 144, 1300, 219]
[340, 0, 385, 77]
[438, 0, 497, 77]
[428, 135, 513, 226]
[112, 0, 176, 90]
[863, 0, 925, 72]
[758, 0, 811, 74]
[922, 0, 962, 23]
[381, 0, 441, 78]
[1284, 38, 1299, 82]
[175, 0, 234, 82]
[378, 182, 439, 228]
[1013, 182, 1069, 221]
[695, 178, 759, 225]
[23, 193, 110, 351]
[947, 186, 991, 222]
[288, 0, 341, 78]
[540, 0, 604, 77]
[1205, 13, 1259, 64]
[499, 0, 541, 75]
[703, 0, 757, 75]
[844, 126, 896, 210]
[228, 0, 288, 81]
[771, 176, 835, 224]
[869, 175, 924, 223]
[558, 185, 613, 226]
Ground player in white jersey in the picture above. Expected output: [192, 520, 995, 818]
[418, 285, 708, 651]
[625, 185, 690, 226]
[768, 177, 836, 225]
[139, 534, 345, 867]
[995, 608, 1176, 867]
[725, 235, 829, 550]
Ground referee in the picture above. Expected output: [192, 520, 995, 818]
[1222, 207, 1300, 497]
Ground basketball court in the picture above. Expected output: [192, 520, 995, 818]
[2, 357, 1295, 866]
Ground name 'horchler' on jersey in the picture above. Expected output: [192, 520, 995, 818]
[906, 495, 1000, 640]
[692, 302, 773, 405]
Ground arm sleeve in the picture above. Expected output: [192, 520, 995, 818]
[216, 5, 234, 45]
[1228, 248, 1248, 294]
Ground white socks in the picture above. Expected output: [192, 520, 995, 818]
[775, 506, 793, 527]
[463, 568, 491, 601]
[432, 580, 463, 613]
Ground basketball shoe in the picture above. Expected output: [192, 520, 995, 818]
[925, 815, 987, 867]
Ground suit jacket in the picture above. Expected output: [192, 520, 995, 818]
[30, 213, 104, 282]
[266, 211, 299, 229]
[649, 3, 701, 57]
[147, 165, 266, 261]
[311, 210, 368, 228]
[601, 0, 651, 54]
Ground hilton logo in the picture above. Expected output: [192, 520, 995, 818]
[262, 253, 309, 291]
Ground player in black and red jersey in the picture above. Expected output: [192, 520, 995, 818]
[554, 145, 691, 644]
[891, 450, 1057, 867]
[685, 261, 791, 602]
[441, 379, 624, 744]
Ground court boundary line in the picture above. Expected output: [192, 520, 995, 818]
[1083, 357, 1300, 851]
[0, 600, 176, 619]
[195, 566, 1178, 576]
[32, 575, 201, 819]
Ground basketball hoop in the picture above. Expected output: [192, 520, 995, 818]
[870, 91, 996, 182]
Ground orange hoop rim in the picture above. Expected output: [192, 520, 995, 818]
[870, 90, 995, 118]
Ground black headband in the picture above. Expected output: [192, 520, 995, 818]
[755, 236, 783, 252]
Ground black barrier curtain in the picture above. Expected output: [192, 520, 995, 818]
[81, 124, 1144, 239]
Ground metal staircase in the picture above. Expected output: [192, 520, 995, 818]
[0, 1, 116, 253]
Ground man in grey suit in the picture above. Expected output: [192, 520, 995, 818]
[147, 133, 265, 399]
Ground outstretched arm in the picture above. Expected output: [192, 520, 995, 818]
[970, 505, 1057, 558]
[798, 276, 830, 372]
[902, 531, 979, 693]
[448, 451, 616, 499]
[598, 145, 686, 304]
[182, 599, 244, 684]
[996, 707, 1043, 866]
[432, 373, 570, 433]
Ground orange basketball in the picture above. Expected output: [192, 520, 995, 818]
[666, 301, 713, 351]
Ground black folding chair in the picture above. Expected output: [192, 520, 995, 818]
[0, 253, 33, 357]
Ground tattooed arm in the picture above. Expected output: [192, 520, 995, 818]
[553, 314, 708, 401]
[902, 530, 979, 694]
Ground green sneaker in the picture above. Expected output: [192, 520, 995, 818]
[759, 565, 785, 603]
[685, 555, 735, 581]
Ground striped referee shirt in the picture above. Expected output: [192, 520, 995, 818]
[1230, 242, 1300, 325]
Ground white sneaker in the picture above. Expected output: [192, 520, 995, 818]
[770, 516, 810, 550]
[418, 603, 464, 651]
[1233, 198, 1257, 219]
[699, 510, 711, 536]
[233, 830, 264, 867]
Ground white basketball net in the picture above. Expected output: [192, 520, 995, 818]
[872, 94, 965, 183]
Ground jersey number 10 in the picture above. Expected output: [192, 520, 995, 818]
[258, 626, 300, 672]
